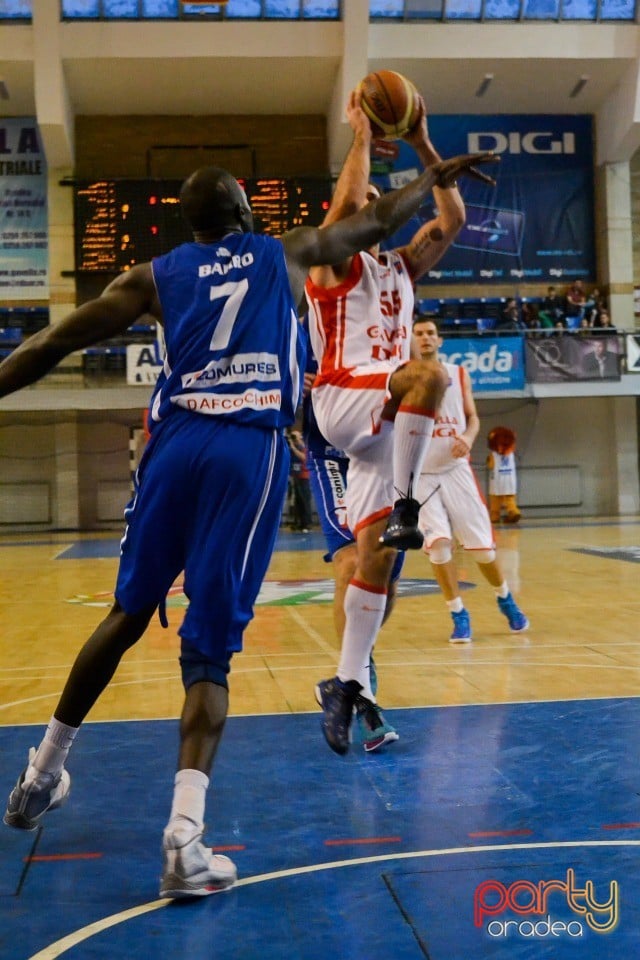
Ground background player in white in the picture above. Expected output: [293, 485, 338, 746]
[413, 316, 529, 643]
[1, 157, 496, 898]
[306, 89, 497, 753]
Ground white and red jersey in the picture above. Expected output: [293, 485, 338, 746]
[421, 361, 467, 474]
[488, 451, 518, 495]
[305, 249, 414, 385]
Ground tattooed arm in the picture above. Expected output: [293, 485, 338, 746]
[395, 95, 466, 279]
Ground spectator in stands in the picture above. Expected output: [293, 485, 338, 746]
[287, 428, 313, 532]
[564, 280, 586, 323]
[498, 298, 525, 332]
[539, 285, 565, 329]
[521, 301, 541, 336]
[584, 287, 605, 327]
[593, 308, 616, 335]
[578, 315, 593, 336]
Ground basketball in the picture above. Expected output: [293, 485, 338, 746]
[358, 70, 421, 140]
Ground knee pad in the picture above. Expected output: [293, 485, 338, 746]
[180, 640, 231, 691]
[428, 541, 453, 565]
[474, 549, 496, 565]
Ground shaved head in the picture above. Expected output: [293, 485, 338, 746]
[180, 167, 254, 236]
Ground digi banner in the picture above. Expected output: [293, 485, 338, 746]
[0, 118, 48, 299]
[438, 336, 525, 392]
[370, 115, 594, 285]
[526, 335, 621, 383]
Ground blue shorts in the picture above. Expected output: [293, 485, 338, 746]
[115, 410, 289, 663]
[307, 447, 405, 582]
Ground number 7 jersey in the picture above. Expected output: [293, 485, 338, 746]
[149, 233, 306, 431]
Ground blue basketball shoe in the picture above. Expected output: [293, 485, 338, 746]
[354, 695, 399, 753]
[315, 677, 362, 755]
[497, 593, 530, 633]
[450, 608, 472, 643]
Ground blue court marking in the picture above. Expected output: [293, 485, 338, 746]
[2, 697, 640, 959]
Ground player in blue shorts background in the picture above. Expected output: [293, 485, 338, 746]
[1, 154, 496, 897]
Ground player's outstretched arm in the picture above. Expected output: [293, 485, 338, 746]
[0, 263, 157, 399]
[283, 152, 498, 304]
[320, 89, 372, 229]
[399, 96, 467, 278]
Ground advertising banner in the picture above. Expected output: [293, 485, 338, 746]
[526, 335, 621, 383]
[438, 336, 525, 391]
[370, 115, 594, 285]
[625, 334, 640, 373]
[126, 342, 163, 385]
[0, 118, 48, 299]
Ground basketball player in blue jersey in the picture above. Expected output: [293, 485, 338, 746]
[1, 156, 497, 898]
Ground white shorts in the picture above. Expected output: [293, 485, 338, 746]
[416, 459, 494, 552]
[311, 360, 400, 535]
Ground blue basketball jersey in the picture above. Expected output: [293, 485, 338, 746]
[149, 233, 306, 430]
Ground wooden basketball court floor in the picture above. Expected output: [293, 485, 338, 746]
[1, 516, 640, 958]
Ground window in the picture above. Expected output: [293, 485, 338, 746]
[58, 0, 340, 17]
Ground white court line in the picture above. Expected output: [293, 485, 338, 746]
[26, 839, 640, 960]
[4, 659, 640, 713]
[3, 691, 640, 725]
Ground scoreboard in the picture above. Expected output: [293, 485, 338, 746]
[73, 177, 332, 273]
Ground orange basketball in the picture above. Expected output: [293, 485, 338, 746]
[359, 70, 421, 141]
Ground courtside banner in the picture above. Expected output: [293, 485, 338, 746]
[625, 334, 640, 373]
[371, 115, 594, 285]
[438, 336, 525, 391]
[526, 336, 622, 383]
[0, 118, 48, 299]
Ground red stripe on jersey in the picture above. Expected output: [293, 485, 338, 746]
[305, 253, 364, 301]
[314, 368, 390, 390]
[353, 506, 393, 537]
[306, 257, 365, 374]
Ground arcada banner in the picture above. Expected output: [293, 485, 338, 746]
[438, 336, 525, 392]
[526, 335, 621, 383]
[371, 115, 594, 285]
[0, 118, 48, 299]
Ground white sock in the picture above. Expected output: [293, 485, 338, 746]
[393, 405, 436, 499]
[446, 597, 464, 613]
[25, 717, 79, 783]
[494, 582, 510, 599]
[337, 580, 386, 700]
[165, 769, 209, 843]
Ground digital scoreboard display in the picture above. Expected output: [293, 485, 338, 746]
[73, 177, 333, 273]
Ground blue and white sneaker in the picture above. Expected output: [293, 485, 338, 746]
[450, 608, 472, 643]
[4, 747, 71, 831]
[160, 829, 237, 899]
[354, 695, 399, 753]
[497, 593, 530, 633]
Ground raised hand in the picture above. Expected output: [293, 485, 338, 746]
[346, 88, 372, 144]
[433, 152, 500, 188]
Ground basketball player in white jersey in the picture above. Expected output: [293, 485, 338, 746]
[306, 89, 497, 752]
[412, 316, 529, 643]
